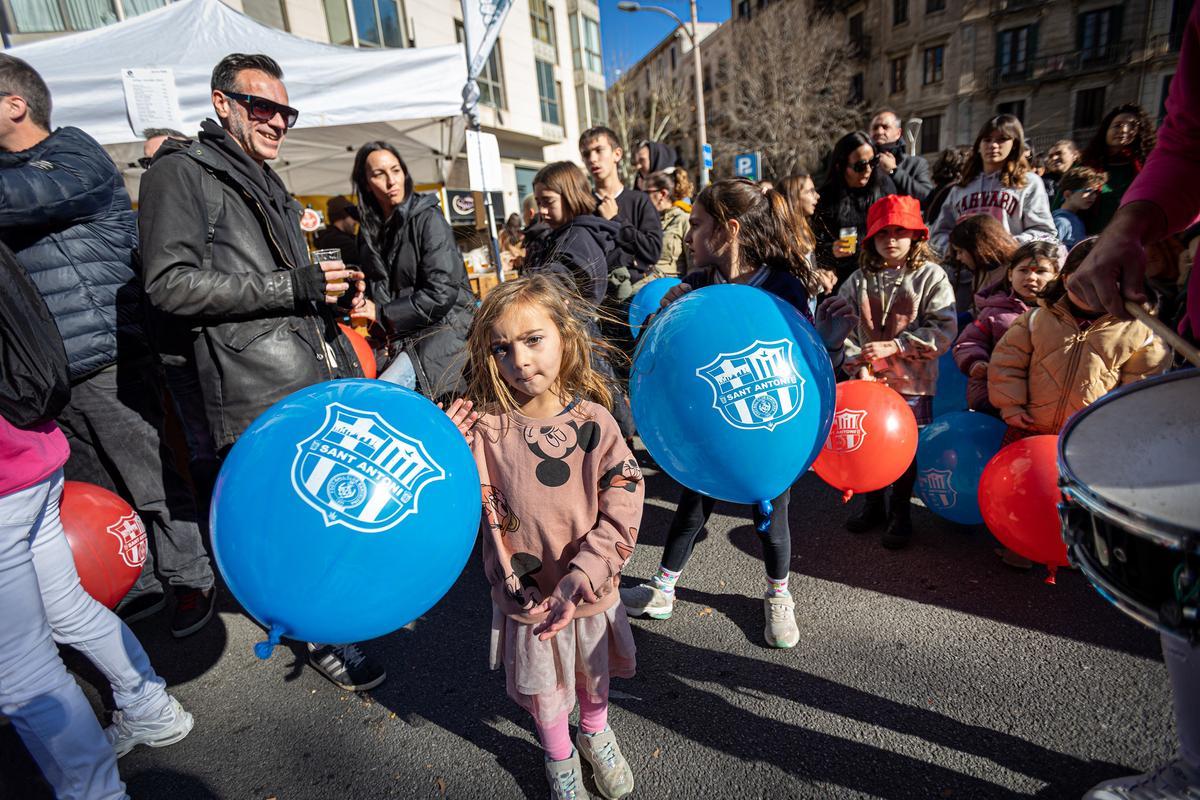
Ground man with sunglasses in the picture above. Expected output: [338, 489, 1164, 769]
[138, 53, 386, 693]
[869, 109, 933, 204]
[0, 54, 219, 639]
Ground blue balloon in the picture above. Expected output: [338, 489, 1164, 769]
[211, 380, 480, 656]
[630, 284, 836, 509]
[932, 349, 969, 419]
[915, 410, 1006, 525]
[628, 277, 682, 338]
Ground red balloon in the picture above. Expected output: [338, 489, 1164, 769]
[813, 380, 919, 501]
[979, 435, 1068, 580]
[339, 323, 377, 379]
[59, 482, 147, 609]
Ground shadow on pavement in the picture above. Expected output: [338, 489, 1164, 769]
[638, 466, 1160, 660]
[621, 625, 1135, 799]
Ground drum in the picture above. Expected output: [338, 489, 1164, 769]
[1058, 369, 1200, 642]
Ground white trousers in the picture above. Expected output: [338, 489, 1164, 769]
[0, 470, 170, 800]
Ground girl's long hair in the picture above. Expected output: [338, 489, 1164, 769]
[1003, 240, 1063, 294]
[819, 131, 887, 200]
[776, 173, 818, 254]
[351, 140, 415, 245]
[959, 114, 1030, 189]
[694, 177, 820, 294]
[1081, 103, 1156, 167]
[465, 275, 613, 415]
[948, 214, 1019, 293]
[532, 161, 597, 221]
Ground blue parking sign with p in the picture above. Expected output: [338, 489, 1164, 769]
[734, 152, 760, 181]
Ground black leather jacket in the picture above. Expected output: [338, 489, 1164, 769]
[138, 121, 361, 450]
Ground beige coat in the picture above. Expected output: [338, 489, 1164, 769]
[988, 295, 1171, 433]
[655, 205, 690, 278]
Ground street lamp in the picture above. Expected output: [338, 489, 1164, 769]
[617, 0, 709, 188]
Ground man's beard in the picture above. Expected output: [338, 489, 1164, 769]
[227, 113, 259, 159]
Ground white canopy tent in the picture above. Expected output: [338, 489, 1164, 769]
[9, 0, 469, 196]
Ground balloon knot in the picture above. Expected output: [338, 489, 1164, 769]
[757, 500, 773, 533]
[1044, 566, 1058, 586]
[254, 624, 284, 660]
[842, 489, 854, 504]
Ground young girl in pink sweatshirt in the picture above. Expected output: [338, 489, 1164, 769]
[447, 274, 643, 800]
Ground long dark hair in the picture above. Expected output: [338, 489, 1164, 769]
[695, 177, 819, 293]
[959, 114, 1030, 189]
[1081, 103, 1156, 167]
[351, 141, 415, 244]
[819, 131, 883, 197]
[948, 214, 1019, 294]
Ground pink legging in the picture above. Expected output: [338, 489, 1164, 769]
[535, 689, 608, 762]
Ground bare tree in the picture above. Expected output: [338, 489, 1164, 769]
[608, 63, 693, 182]
[709, 0, 862, 179]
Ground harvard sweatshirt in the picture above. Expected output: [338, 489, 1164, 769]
[929, 170, 1056, 255]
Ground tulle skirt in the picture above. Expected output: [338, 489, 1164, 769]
[489, 602, 637, 725]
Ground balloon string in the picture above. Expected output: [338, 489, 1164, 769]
[756, 500, 773, 533]
[254, 624, 284, 660]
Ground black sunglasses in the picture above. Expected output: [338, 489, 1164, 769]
[220, 90, 299, 129]
[850, 155, 880, 174]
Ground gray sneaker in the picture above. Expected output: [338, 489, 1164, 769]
[104, 696, 194, 758]
[576, 727, 634, 799]
[544, 748, 587, 800]
[763, 594, 799, 649]
[1083, 759, 1200, 799]
[620, 584, 673, 619]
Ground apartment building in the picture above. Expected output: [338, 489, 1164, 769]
[820, 0, 1191, 155]
[1, 0, 608, 211]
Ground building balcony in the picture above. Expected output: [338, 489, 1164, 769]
[1146, 31, 1185, 58]
[989, 0, 1050, 15]
[986, 41, 1131, 90]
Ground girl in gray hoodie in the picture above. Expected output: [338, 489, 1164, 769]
[930, 114, 1056, 256]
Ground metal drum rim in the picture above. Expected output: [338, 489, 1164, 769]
[1057, 368, 1200, 546]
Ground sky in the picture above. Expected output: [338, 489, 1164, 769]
[599, 0, 731, 83]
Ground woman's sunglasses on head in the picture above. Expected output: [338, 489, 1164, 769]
[851, 155, 880, 174]
[220, 91, 299, 129]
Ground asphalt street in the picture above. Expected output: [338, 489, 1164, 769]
[1, 449, 1175, 800]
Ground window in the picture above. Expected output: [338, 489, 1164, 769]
[926, 0, 945, 12]
[124, 0, 169, 16]
[9, 0, 117, 32]
[850, 73, 864, 104]
[737, 0, 751, 19]
[530, 0, 556, 48]
[1077, 7, 1123, 59]
[893, 0, 908, 25]
[890, 56, 907, 93]
[1074, 87, 1106, 129]
[849, 12, 867, 55]
[588, 86, 608, 125]
[997, 99, 1026, 121]
[351, 0, 405, 47]
[456, 21, 506, 108]
[996, 25, 1034, 78]
[515, 167, 539, 206]
[923, 45, 944, 84]
[536, 59, 561, 126]
[920, 114, 942, 153]
[571, 15, 602, 73]
[325, 0, 352, 44]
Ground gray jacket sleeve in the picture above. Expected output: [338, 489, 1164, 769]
[138, 156, 297, 319]
[1015, 175, 1057, 244]
[894, 155, 934, 203]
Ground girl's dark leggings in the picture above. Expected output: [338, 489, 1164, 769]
[660, 487, 792, 579]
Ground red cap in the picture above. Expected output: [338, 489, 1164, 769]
[865, 194, 928, 241]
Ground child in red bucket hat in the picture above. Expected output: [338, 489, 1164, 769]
[836, 194, 957, 548]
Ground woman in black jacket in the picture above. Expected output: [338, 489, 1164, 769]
[351, 141, 474, 398]
[813, 131, 898, 289]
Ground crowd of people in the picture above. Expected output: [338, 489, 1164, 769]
[0, 13, 1197, 798]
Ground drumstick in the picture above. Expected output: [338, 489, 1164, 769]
[1125, 300, 1200, 368]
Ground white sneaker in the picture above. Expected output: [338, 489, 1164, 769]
[1083, 759, 1200, 799]
[620, 584, 673, 619]
[544, 748, 586, 800]
[576, 726, 634, 799]
[104, 696, 194, 758]
[763, 594, 799, 649]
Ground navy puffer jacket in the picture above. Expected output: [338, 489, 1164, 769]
[0, 127, 146, 382]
